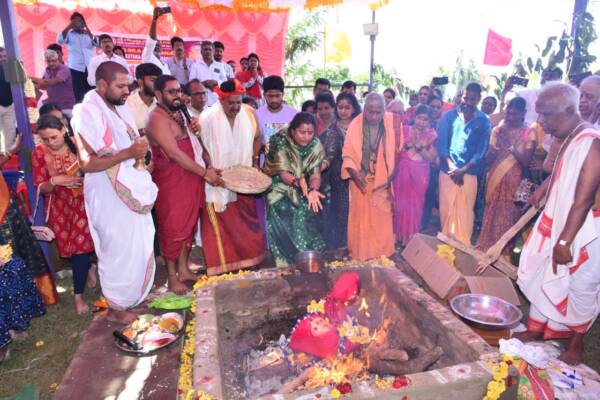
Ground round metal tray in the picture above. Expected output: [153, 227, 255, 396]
[113, 312, 186, 356]
[450, 293, 522, 330]
[114, 329, 183, 356]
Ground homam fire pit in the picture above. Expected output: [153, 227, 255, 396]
[193, 264, 501, 399]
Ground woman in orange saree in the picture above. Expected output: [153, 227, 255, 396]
[476, 97, 536, 252]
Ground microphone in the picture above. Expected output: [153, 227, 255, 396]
[178, 103, 193, 124]
[178, 104, 200, 137]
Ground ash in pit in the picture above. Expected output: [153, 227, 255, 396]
[242, 272, 443, 398]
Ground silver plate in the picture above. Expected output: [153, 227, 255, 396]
[114, 312, 186, 356]
[450, 293, 522, 330]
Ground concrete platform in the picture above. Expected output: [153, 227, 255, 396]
[53, 261, 184, 400]
[53, 311, 181, 400]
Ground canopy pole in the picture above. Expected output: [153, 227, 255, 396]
[0, 0, 55, 275]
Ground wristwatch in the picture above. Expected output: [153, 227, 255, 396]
[558, 239, 570, 247]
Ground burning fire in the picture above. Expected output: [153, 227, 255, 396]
[305, 355, 366, 389]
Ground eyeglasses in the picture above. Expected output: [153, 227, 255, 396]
[164, 88, 182, 95]
[191, 91, 207, 97]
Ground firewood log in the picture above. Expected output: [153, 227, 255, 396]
[277, 367, 314, 394]
[367, 345, 443, 376]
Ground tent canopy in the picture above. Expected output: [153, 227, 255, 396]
[14, 0, 389, 13]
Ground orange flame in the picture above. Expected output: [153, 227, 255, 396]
[305, 355, 365, 389]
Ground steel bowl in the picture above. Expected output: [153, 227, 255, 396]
[293, 251, 323, 273]
[450, 293, 522, 330]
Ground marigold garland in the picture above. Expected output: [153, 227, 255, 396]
[326, 256, 395, 268]
[0, 244, 13, 265]
[177, 270, 253, 399]
[483, 354, 513, 400]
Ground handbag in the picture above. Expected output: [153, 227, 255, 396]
[513, 178, 539, 204]
[31, 188, 55, 242]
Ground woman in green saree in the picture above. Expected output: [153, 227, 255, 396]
[264, 112, 326, 267]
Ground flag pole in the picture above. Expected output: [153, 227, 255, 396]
[368, 10, 376, 92]
[323, 28, 327, 75]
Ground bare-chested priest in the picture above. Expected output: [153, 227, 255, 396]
[145, 74, 222, 294]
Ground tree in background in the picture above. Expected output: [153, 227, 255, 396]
[516, 11, 597, 84]
[284, 10, 325, 106]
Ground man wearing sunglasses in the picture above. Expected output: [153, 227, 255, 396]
[145, 75, 222, 294]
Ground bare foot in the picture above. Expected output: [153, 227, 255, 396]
[0, 345, 10, 362]
[106, 310, 138, 325]
[559, 347, 583, 365]
[177, 269, 198, 282]
[74, 294, 90, 315]
[559, 333, 584, 365]
[168, 275, 190, 295]
[86, 264, 97, 289]
[9, 330, 28, 340]
[188, 261, 206, 272]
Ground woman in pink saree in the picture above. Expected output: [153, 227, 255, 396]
[393, 105, 437, 245]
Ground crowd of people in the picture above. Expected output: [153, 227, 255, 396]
[1, 8, 600, 364]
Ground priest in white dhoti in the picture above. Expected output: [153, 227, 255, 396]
[72, 61, 158, 324]
[516, 82, 600, 365]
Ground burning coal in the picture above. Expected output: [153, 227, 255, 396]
[244, 272, 443, 396]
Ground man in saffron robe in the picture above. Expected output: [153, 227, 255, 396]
[72, 61, 157, 324]
[198, 80, 266, 275]
[516, 82, 600, 365]
[145, 75, 222, 294]
[342, 93, 398, 261]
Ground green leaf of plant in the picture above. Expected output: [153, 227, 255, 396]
[541, 36, 557, 57]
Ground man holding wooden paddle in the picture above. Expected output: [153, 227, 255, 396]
[516, 82, 600, 365]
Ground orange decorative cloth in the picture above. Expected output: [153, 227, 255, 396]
[341, 112, 397, 261]
[213, 79, 245, 100]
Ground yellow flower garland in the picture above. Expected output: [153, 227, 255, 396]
[178, 270, 253, 399]
[306, 299, 326, 314]
[0, 244, 13, 265]
[326, 256, 395, 268]
[483, 354, 513, 400]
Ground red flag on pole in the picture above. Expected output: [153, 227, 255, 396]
[483, 29, 513, 66]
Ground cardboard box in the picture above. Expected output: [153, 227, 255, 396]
[401, 234, 520, 306]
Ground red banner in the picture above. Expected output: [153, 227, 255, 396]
[14, 3, 289, 77]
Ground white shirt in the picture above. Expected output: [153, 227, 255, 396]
[141, 37, 171, 76]
[87, 53, 131, 87]
[223, 62, 234, 79]
[125, 90, 157, 131]
[188, 106, 205, 120]
[166, 57, 190, 84]
[189, 59, 227, 106]
[516, 88, 539, 126]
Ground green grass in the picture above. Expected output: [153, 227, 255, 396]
[0, 277, 100, 400]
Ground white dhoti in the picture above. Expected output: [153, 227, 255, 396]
[518, 129, 600, 339]
[72, 91, 158, 309]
